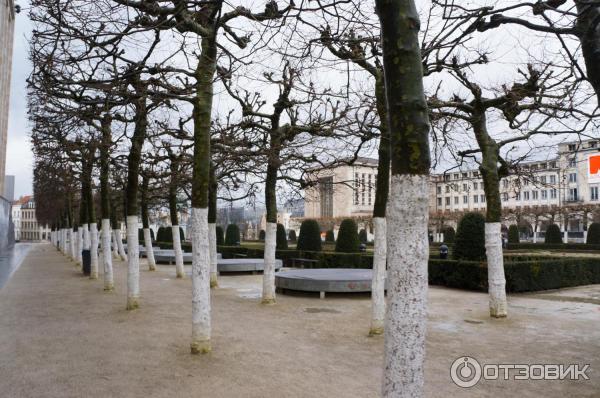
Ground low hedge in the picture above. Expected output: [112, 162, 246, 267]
[157, 241, 192, 252]
[506, 242, 600, 251]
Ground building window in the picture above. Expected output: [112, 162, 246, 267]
[462, 183, 468, 191]
[361, 173, 366, 205]
[473, 182, 478, 190]
[436, 186, 441, 195]
[541, 190, 547, 200]
[453, 174, 459, 180]
[474, 195, 479, 203]
[481, 195, 486, 203]
[319, 177, 334, 218]
[540, 175, 546, 184]
[591, 141, 598, 148]
[354, 173, 359, 205]
[523, 178, 529, 186]
[368, 174, 372, 206]
[550, 188, 557, 199]
[437, 197, 442, 206]
[551, 161, 557, 168]
[568, 144, 576, 151]
[454, 197, 459, 205]
[463, 195, 468, 204]
[445, 185, 450, 193]
[569, 158, 576, 167]
[515, 192, 521, 201]
[532, 190, 539, 200]
[569, 173, 577, 183]
[445, 197, 450, 206]
[502, 179, 509, 188]
[502, 193, 508, 202]
[524, 191, 530, 201]
[592, 187, 599, 201]
[550, 175, 556, 184]
[569, 188, 578, 201]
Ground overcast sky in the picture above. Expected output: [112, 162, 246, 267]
[6, 1, 32, 199]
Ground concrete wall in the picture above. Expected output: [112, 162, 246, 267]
[0, 196, 15, 252]
[0, 0, 15, 196]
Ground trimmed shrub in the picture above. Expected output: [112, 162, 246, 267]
[216, 226, 224, 246]
[325, 230, 335, 242]
[138, 228, 155, 243]
[586, 223, 600, 244]
[453, 212, 486, 261]
[156, 226, 184, 242]
[508, 225, 520, 244]
[297, 219, 322, 252]
[225, 224, 241, 246]
[288, 229, 297, 242]
[545, 224, 562, 244]
[335, 218, 360, 253]
[506, 242, 600, 251]
[358, 228, 368, 244]
[259, 229, 266, 241]
[276, 223, 288, 250]
[443, 226, 455, 244]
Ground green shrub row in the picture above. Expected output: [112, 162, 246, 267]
[506, 242, 600, 251]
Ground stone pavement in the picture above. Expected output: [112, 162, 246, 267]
[0, 243, 598, 397]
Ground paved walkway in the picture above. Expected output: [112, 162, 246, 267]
[0, 244, 598, 397]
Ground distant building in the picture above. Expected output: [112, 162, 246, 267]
[3, 174, 14, 201]
[0, 0, 16, 197]
[217, 206, 246, 226]
[12, 195, 50, 241]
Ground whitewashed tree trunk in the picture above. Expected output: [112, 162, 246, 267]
[89, 223, 99, 279]
[70, 228, 76, 260]
[126, 216, 140, 310]
[172, 225, 185, 278]
[209, 223, 218, 288]
[370, 217, 386, 335]
[143, 228, 156, 271]
[116, 228, 128, 262]
[533, 224, 538, 243]
[111, 230, 119, 259]
[82, 224, 90, 251]
[62, 229, 68, 254]
[101, 219, 114, 291]
[485, 223, 508, 317]
[383, 175, 429, 397]
[190, 208, 211, 354]
[76, 228, 83, 265]
[262, 222, 277, 304]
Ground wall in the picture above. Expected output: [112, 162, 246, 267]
[0, 196, 15, 252]
[0, 0, 15, 196]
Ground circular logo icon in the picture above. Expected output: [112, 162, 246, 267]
[450, 356, 482, 388]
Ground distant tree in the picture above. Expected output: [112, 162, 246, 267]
[325, 230, 335, 242]
[259, 229, 266, 241]
[288, 229, 297, 242]
[215, 226, 224, 246]
[358, 228, 368, 244]
[297, 219, 322, 252]
[508, 225, 519, 244]
[453, 213, 486, 261]
[336, 219, 360, 253]
[587, 223, 600, 244]
[443, 226, 455, 244]
[276, 223, 288, 250]
[225, 224, 241, 246]
[545, 224, 563, 244]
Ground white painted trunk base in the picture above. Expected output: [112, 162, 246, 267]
[209, 223, 218, 288]
[76, 228, 83, 265]
[172, 225, 185, 278]
[143, 228, 156, 271]
[370, 217, 386, 335]
[262, 222, 277, 304]
[485, 222, 508, 318]
[111, 230, 119, 259]
[117, 228, 128, 262]
[126, 216, 139, 310]
[70, 228, 76, 260]
[101, 219, 114, 291]
[90, 223, 99, 279]
[383, 175, 429, 398]
[82, 224, 90, 251]
[190, 208, 211, 354]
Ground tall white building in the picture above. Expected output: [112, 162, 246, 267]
[0, 0, 16, 196]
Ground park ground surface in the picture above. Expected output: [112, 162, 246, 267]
[0, 244, 599, 398]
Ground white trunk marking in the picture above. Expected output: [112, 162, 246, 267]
[82, 224, 90, 251]
[209, 223, 218, 288]
[262, 222, 277, 304]
[111, 230, 119, 259]
[143, 228, 156, 271]
[485, 222, 508, 318]
[383, 175, 429, 398]
[191, 208, 211, 354]
[126, 216, 139, 310]
[76, 228, 83, 265]
[90, 223, 99, 279]
[70, 228, 76, 260]
[172, 225, 185, 278]
[101, 219, 114, 291]
[116, 228, 128, 262]
[370, 217, 386, 335]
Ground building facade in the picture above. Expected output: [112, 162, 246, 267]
[0, 0, 16, 197]
[12, 196, 50, 241]
[303, 139, 600, 242]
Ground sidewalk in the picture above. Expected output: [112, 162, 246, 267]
[0, 244, 598, 397]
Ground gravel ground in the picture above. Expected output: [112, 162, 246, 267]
[0, 243, 598, 398]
